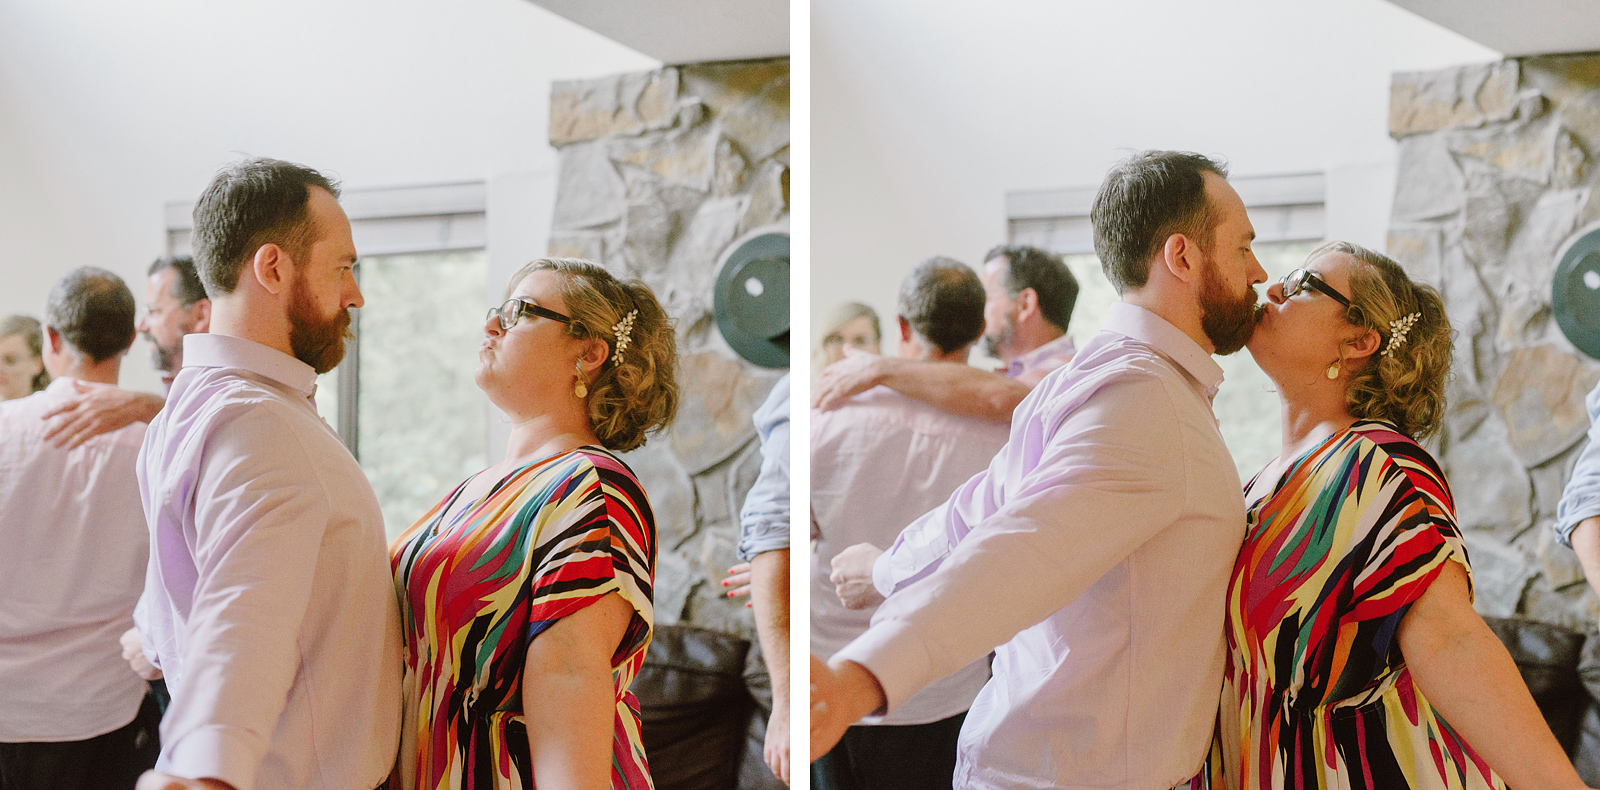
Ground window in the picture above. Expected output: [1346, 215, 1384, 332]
[1008, 174, 1325, 480]
[168, 182, 489, 537]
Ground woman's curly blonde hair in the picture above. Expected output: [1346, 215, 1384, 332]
[1314, 241, 1453, 441]
[508, 258, 679, 452]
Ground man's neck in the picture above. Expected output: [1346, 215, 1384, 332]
[1120, 288, 1213, 354]
[902, 337, 970, 364]
[208, 298, 295, 360]
[1006, 323, 1066, 364]
[56, 358, 121, 386]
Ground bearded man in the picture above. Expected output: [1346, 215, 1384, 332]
[810, 150, 1267, 790]
[132, 158, 401, 790]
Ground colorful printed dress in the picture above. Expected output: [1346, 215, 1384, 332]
[390, 447, 656, 790]
[1187, 421, 1505, 790]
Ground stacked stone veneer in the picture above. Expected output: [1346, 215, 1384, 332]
[547, 60, 790, 640]
[1389, 55, 1600, 630]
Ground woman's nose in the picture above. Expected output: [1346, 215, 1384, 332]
[1266, 282, 1286, 304]
[483, 312, 504, 337]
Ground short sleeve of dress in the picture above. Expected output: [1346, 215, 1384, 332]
[1344, 428, 1473, 627]
[522, 452, 656, 664]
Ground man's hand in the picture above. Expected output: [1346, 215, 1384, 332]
[813, 347, 886, 412]
[42, 380, 164, 449]
[723, 562, 753, 607]
[830, 543, 886, 610]
[765, 694, 791, 785]
[810, 655, 886, 761]
[120, 626, 161, 681]
[135, 773, 234, 790]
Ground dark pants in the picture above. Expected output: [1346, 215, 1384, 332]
[0, 690, 162, 790]
[812, 711, 966, 790]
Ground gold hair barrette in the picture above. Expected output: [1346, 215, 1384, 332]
[612, 310, 638, 364]
[1383, 312, 1420, 357]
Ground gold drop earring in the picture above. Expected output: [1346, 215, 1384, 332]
[574, 359, 588, 398]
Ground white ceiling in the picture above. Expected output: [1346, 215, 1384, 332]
[1387, 0, 1600, 57]
[523, 0, 788, 64]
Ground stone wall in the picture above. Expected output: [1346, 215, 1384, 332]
[547, 59, 790, 640]
[1389, 55, 1600, 630]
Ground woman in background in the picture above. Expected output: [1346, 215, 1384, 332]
[817, 301, 881, 368]
[390, 258, 678, 790]
[0, 315, 49, 400]
[1188, 242, 1586, 789]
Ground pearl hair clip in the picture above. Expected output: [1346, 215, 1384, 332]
[1383, 312, 1420, 357]
[612, 310, 638, 364]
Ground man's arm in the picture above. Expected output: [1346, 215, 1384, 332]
[42, 380, 165, 449]
[813, 349, 1029, 421]
[157, 407, 331, 789]
[1557, 381, 1600, 597]
[738, 374, 791, 783]
[750, 548, 791, 785]
[811, 373, 1187, 758]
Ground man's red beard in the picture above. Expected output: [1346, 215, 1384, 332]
[1199, 260, 1260, 356]
[288, 275, 353, 374]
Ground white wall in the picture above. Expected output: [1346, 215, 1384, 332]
[812, 0, 1500, 354]
[0, 0, 658, 397]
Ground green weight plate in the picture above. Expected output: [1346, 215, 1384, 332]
[1553, 223, 1600, 360]
[714, 232, 789, 368]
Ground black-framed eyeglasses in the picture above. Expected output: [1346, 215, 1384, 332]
[1281, 268, 1352, 308]
[487, 297, 572, 331]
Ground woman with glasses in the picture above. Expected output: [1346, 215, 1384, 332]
[1184, 242, 1585, 790]
[389, 258, 678, 790]
[817, 301, 882, 368]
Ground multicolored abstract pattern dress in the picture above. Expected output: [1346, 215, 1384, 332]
[1186, 421, 1504, 790]
[391, 447, 656, 790]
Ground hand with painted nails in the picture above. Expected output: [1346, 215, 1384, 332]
[724, 562, 753, 606]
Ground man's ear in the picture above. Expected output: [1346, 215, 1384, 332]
[251, 244, 289, 295]
[898, 315, 912, 343]
[190, 299, 212, 334]
[1159, 233, 1200, 284]
[1014, 287, 1040, 323]
[45, 326, 64, 355]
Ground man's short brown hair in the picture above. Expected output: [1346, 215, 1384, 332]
[191, 157, 340, 296]
[1090, 151, 1227, 293]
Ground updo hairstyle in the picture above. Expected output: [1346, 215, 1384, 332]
[509, 258, 679, 452]
[1318, 241, 1453, 441]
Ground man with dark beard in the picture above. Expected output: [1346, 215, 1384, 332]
[811, 245, 1077, 422]
[132, 158, 400, 790]
[811, 150, 1266, 790]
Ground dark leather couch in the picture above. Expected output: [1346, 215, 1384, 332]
[1484, 616, 1600, 781]
[634, 625, 787, 790]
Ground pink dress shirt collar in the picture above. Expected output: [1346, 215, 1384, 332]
[1101, 301, 1224, 401]
[181, 333, 317, 398]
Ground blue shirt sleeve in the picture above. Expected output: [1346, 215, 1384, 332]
[1556, 378, 1600, 547]
[738, 374, 790, 561]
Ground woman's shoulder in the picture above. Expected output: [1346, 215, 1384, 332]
[1347, 420, 1453, 509]
[559, 446, 651, 508]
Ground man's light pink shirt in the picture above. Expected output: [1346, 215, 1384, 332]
[0, 379, 148, 742]
[137, 333, 401, 790]
[837, 302, 1246, 790]
[811, 385, 1008, 725]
